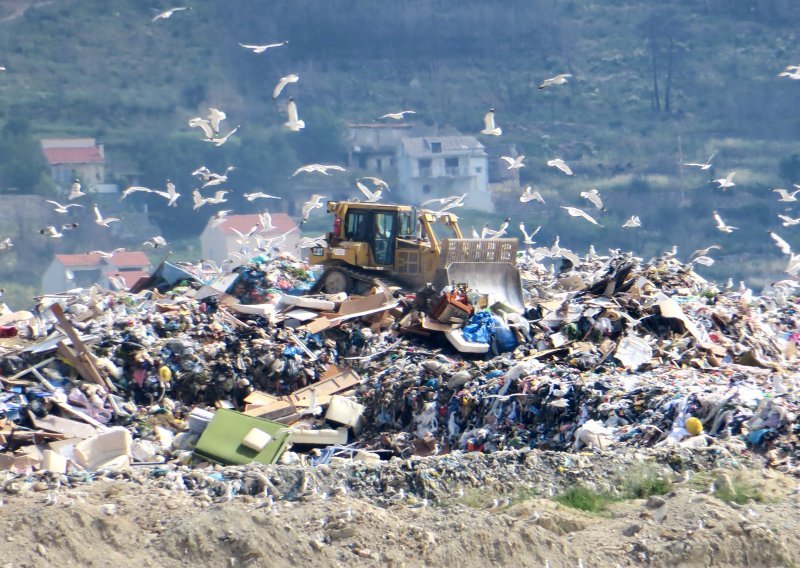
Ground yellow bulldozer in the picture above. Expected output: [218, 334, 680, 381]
[307, 201, 525, 310]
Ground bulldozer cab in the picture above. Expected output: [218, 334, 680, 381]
[340, 206, 416, 266]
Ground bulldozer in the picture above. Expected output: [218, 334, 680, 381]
[307, 201, 525, 310]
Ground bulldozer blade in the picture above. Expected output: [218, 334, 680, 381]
[435, 262, 525, 311]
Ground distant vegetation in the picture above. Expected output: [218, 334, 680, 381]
[0, 0, 799, 304]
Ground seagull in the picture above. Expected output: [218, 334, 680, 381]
[421, 194, 467, 209]
[358, 176, 390, 190]
[356, 181, 382, 203]
[550, 235, 580, 265]
[688, 245, 721, 261]
[520, 186, 545, 203]
[712, 171, 736, 190]
[93, 204, 121, 227]
[773, 188, 800, 202]
[152, 6, 189, 23]
[68, 179, 85, 200]
[207, 108, 226, 134]
[284, 98, 305, 131]
[379, 110, 416, 120]
[191, 166, 212, 178]
[301, 194, 326, 224]
[482, 218, 510, 239]
[713, 211, 737, 233]
[201, 167, 235, 187]
[779, 214, 800, 227]
[519, 222, 540, 246]
[273, 74, 299, 99]
[231, 224, 260, 245]
[539, 73, 572, 89]
[480, 108, 502, 136]
[61, 222, 79, 231]
[681, 151, 716, 170]
[622, 215, 641, 228]
[87, 248, 126, 259]
[787, 253, 800, 275]
[39, 226, 63, 238]
[258, 210, 276, 232]
[205, 125, 240, 146]
[143, 236, 168, 248]
[238, 41, 288, 53]
[297, 235, 327, 249]
[778, 67, 800, 80]
[188, 117, 214, 139]
[209, 210, 232, 228]
[153, 180, 181, 206]
[244, 192, 281, 201]
[120, 186, 153, 200]
[562, 206, 602, 226]
[580, 189, 604, 210]
[292, 164, 346, 176]
[45, 200, 83, 214]
[500, 155, 525, 169]
[770, 231, 793, 255]
[192, 189, 208, 210]
[547, 158, 573, 175]
[691, 255, 715, 267]
[0, 237, 13, 251]
[205, 190, 229, 204]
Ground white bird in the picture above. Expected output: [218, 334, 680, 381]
[188, 117, 214, 139]
[688, 245, 721, 261]
[192, 190, 208, 210]
[258, 210, 276, 232]
[549, 235, 580, 265]
[787, 253, 800, 276]
[191, 166, 212, 178]
[273, 74, 299, 99]
[292, 164, 346, 176]
[93, 204, 121, 227]
[482, 218, 510, 239]
[244, 192, 281, 201]
[519, 222, 540, 246]
[539, 73, 572, 89]
[68, 179, 85, 200]
[39, 226, 63, 238]
[207, 108, 226, 134]
[205, 190, 229, 205]
[231, 224, 260, 245]
[284, 98, 305, 131]
[681, 151, 716, 170]
[622, 215, 641, 228]
[297, 235, 327, 249]
[520, 186, 545, 204]
[358, 176, 390, 190]
[379, 110, 416, 120]
[0, 67, 5, 72]
[153, 180, 180, 206]
[209, 209, 232, 228]
[88, 248, 126, 259]
[691, 255, 715, 266]
[778, 68, 800, 80]
[238, 41, 288, 53]
[45, 200, 83, 214]
[773, 188, 800, 202]
[770, 231, 793, 255]
[779, 214, 800, 227]
[120, 186, 153, 200]
[201, 167, 235, 187]
[562, 206, 602, 226]
[143, 236, 168, 248]
[500, 155, 525, 169]
[580, 188, 604, 210]
[0, 237, 13, 251]
[422, 193, 467, 212]
[480, 108, 502, 136]
[547, 158, 573, 175]
[205, 125, 240, 147]
[713, 211, 737, 233]
[301, 194, 326, 223]
[712, 171, 736, 190]
[356, 181, 382, 203]
[152, 6, 189, 22]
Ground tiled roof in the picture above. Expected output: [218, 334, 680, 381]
[55, 251, 150, 268]
[107, 270, 150, 287]
[400, 136, 485, 156]
[213, 213, 298, 235]
[42, 147, 104, 165]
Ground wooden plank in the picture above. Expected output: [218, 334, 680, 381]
[51, 304, 115, 392]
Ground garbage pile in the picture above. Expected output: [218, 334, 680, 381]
[0, 249, 799, 475]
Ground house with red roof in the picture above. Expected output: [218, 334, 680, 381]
[199, 213, 299, 265]
[42, 251, 151, 294]
[40, 137, 106, 191]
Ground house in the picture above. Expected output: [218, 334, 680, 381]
[396, 135, 492, 211]
[42, 251, 151, 294]
[40, 138, 108, 193]
[200, 213, 300, 266]
[346, 123, 413, 176]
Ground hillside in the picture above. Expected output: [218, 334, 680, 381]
[0, 0, 799, 306]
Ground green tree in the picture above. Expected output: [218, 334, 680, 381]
[0, 117, 53, 194]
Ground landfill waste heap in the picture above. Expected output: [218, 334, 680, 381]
[0, 248, 798, 481]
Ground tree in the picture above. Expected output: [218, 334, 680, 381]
[0, 117, 53, 194]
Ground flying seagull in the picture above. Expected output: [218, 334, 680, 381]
[39, 226, 63, 238]
[292, 164, 346, 176]
[258, 210, 276, 232]
[273, 74, 299, 99]
[284, 98, 305, 131]
[207, 108, 226, 134]
[152, 6, 189, 23]
[94, 204, 121, 227]
[379, 110, 416, 120]
[356, 181, 382, 203]
[68, 179, 85, 200]
[547, 158, 573, 175]
[153, 180, 181, 207]
[778, 214, 800, 227]
[200, 166, 235, 187]
[520, 186, 545, 203]
[500, 155, 525, 169]
[580, 189, 604, 210]
[301, 194, 326, 224]
[681, 151, 716, 170]
[688, 245, 721, 261]
[188, 117, 214, 139]
[562, 206, 602, 226]
[539, 74, 572, 89]
[0, 237, 13, 251]
[713, 211, 737, 233]
[358, 176, 390, 190]
[778, 66, 800, 80]
[120, 186, 153, 201]
[205, 125, 240, 146]
[143, 236, 168, 248]
[209, 210, 232, 228]
[238, 41, 288, 53]
[482, 218, 510, 239]
[773, 188, 800, 202]
[519, 222, 540, 246]
[712, 171, 736, 190]
[770, 231, 793, 255]
[622, 215, 641, 228]
[480, 108, 502, 136]
[45, 200, 83, 214]
[88, 248, 126, 259]
[243, 192, 281, 201]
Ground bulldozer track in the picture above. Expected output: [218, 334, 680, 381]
[310, 264, 406, 296]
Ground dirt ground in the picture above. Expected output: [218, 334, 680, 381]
[1, 465, 799, 568]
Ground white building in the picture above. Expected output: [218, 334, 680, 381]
[42, 251, 151, 294]
[397, 135, 492, 211]
[200, 213, 300, 266]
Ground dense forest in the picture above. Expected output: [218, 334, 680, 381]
[0, 0, 799, 306]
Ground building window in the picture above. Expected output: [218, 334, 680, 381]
[418, 158, 432, 177]
[445, 157, 459, 176]
[475, 166, 483, 173]
[422, 184, 432, 194]
[430, 142, 442, 153]
[358, 155, 367, 169]
[376, 159, 382, 173]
